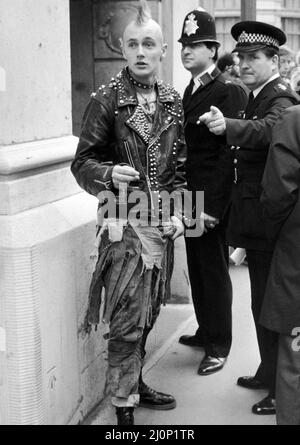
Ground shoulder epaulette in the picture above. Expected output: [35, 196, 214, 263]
[277, 83, 288, 91]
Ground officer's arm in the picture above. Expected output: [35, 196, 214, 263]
[226, 96, 297, 149]
[204, 85, 247, 220]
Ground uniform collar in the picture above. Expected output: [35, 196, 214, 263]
[192, 64, 216, 91]
[252, 73, 280, 98]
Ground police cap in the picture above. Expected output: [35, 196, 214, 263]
[231, 21, 286, 53]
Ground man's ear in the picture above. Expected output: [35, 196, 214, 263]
[209, 46, 216, 61]
[272, 54, 279, 71]
[160, 43, 168, 61]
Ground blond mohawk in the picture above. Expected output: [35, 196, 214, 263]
[136, 0, 152, 25]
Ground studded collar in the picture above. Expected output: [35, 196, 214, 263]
[115, 68, 176, 108]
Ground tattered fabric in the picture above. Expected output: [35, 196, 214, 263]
[87, 223, 173, 400]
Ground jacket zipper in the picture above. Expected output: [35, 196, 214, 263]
[131, 131, 154, 211]
[148, 119, 174, 150]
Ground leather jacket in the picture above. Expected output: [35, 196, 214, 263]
[71, 68, 187, 220]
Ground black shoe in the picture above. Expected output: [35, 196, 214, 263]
[179, 335, 204, 347]
[197, 356, 227, 376]
[252, 396, 276, 415]
[116, 407, 135, 425]
[237, 376, 268, 390]
[139, 380, 176, 410]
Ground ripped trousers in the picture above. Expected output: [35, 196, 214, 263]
[87, 222, 173, 407]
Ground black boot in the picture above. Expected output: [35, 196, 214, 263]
[139, 377, 176, 410]
[116, 407, 135, 425]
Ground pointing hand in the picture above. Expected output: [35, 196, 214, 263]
[197, 106, 226, 136]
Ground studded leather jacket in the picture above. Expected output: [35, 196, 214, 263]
[71, 68, 187, 221]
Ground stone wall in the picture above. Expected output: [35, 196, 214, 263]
[0, 0, 106, 425]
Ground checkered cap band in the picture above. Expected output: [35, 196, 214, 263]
[238, 31, 279, 48]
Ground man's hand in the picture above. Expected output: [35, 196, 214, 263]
[164, 216, 184, 241]
[200, 212, 219, 233]
[112, 164, 140, 189]
[197, 106, 226, 136]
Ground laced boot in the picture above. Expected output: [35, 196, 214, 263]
[139, 377, 176, 410]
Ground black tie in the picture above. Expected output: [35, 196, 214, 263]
[248, 91, 255, 103]
[246, 91, 255, 115]
[187, 78, 194, 95]
[183, 78, 194, 106]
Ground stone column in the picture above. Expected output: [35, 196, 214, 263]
[241, 0, 257, 21]
[198, 0, 215, 15]
[0, 0, 105, 425]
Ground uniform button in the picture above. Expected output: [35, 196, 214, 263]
[234, 159, 238, 165]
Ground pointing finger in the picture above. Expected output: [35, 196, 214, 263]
[210, 106, 220, 115]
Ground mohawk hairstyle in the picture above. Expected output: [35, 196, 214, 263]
[136, 0, 152, 25]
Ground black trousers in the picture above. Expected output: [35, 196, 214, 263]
[246, 249, 278, 398]
[185, 223, 232, 358]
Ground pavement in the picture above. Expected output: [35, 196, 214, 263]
[85, 265, 276, 426]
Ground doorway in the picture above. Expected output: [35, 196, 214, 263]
[70, 0, 173, 136]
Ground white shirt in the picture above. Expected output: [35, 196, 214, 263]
[252, 73, 280, 98]
[192, 64, 216, 94]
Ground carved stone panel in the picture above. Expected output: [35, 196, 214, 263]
[93, 0, 159, 60]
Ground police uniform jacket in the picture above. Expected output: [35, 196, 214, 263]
[183, 67, 247, 220]
[225, 77, 299, 251]
[260, 106, 300, 335]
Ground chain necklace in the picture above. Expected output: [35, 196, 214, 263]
[137, 86, 156, 116]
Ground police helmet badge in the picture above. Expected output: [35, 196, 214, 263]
[184, 13, 199, 36]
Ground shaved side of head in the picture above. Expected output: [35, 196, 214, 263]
[123, 19, 164, 46]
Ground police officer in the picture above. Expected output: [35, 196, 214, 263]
[178, 10, 247, 375]
[200, 21, 299, 415]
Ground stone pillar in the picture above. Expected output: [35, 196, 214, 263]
[241, 0, 257, 21]
[198, 0, 215, 15]
[0, 0, 105, 425]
